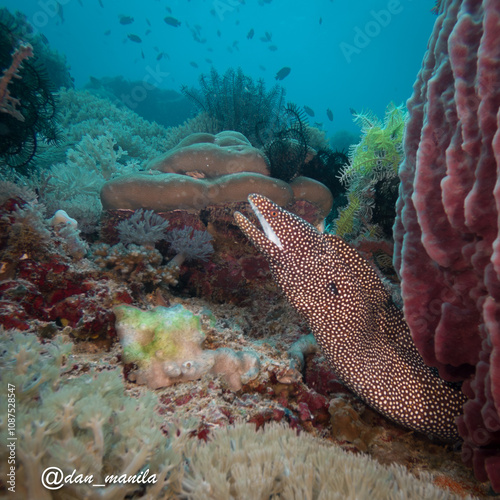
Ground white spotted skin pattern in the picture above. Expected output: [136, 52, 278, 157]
[235, 194, 467, 441]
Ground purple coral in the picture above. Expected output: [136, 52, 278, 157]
[117, 208, 169, 247]
[165, 226, 214, 266]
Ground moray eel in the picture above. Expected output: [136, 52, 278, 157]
[235, 194, 466, 441]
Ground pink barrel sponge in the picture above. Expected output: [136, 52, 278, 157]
[393, 0, 500, 490]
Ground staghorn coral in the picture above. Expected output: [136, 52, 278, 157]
[181, 67, 286, 146]
[333, 103, 406, 241]
[393, 0, 500, 489]
[115, 304, 260, 391]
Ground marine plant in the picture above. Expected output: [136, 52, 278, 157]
[0, 8, 60, 173]
[181, 67, 286, 146]
[332, 102, 406, 240]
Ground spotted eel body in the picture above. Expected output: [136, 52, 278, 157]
[235, 194, 466, 441]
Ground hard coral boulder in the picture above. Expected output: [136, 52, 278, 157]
[393, 0, 500, 490]
[115, 304, 260, 391]
[146, 131, 270, 177]
[100, 131, 333, 218]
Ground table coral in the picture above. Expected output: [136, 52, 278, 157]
[393, 0, 500, 490]
[115, 304, 260, 391]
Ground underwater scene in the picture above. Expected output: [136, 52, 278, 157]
[0, 0, 499, 498]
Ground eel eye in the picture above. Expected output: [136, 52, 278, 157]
[270, 210, 278, 217]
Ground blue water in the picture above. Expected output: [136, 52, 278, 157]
[5, 0, 436, 137]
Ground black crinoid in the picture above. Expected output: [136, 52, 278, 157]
[301, 148, 348, 197]
[301, 148, 350, 226]
[181, 67, 286, 146]
[263, 103, 311, 183]
[0, 8, 60, 174]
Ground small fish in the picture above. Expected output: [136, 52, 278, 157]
[127, 33, 142, 43]
[166, 6, 172, 13]
[141, 50, 145, 59]
[119, 14, 134, 25]
[217, 29, 221, 37]
[268, 44, 278, 51]
[98, 0, 104, 7]
[56, 2, 64, 23]
[326, 108, 333, 121]
[275, 66, 291, 80]
[259, 64, 266, 71]
[190, 61, 199, 68]
[77, 0, 83, 6]
[156, 52, 164, 60]
[104, 29, 111, 36]
[319, 17, 322, 24]
[349, 107, 358, 115]
[164, 16, 181, 27]
[304, 105, 315, 117]
[205, 58, 213, 64]
[146, 18, 151, 26]
[247, 28, 254, 39]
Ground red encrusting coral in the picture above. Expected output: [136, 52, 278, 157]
[393, 0, 500, 489]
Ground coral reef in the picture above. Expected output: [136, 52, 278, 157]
[0, 328, 475, 498]
[115, 304, 260, 391]
[333, 103, 406, 241]
[56, 88, 168, 159]
[147, 130, 270, 176]
[164, 226, 214, 265]
[101, 131, 333, 218]
[92, 243, 179, 288]
[84, 75, 192, 128]
[180, 422, 470, 499]
[181, 67, 286, 146]
[393, 0, 500, 490]
[0, 8, 59, 173]
[117, 209, 170, 247]
[264, 104, 310, 183]
[0, 330, 180, 499]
